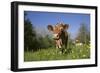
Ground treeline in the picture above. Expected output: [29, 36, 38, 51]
[75, 23, 90, 44]
[24, 16, 54, 52]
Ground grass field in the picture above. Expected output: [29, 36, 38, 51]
[24, 44, 90, 62]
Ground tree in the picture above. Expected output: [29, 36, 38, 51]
[24, 12, 55, 51]
[76, 23, 90, 44]
[24, 13, 37, 51]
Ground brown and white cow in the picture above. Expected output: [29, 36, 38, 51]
[47, 23, 69, 53]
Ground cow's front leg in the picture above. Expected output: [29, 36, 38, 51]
[55, 40, 59, 54]
[55, 40, 61, 54]
[56, 39, 64, 54]
[58, 39, 64, 54]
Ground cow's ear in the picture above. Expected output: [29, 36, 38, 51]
[47, 25, 53, 31]
[63, 24, 69, 30]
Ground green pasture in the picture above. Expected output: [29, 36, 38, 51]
[24, 44, 90, 61]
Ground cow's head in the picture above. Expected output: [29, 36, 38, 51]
[47, 23, 69, 48]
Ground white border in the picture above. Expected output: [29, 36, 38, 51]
[18, 5, 96, 68]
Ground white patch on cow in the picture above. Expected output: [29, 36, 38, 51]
[53, 34, 58, 38]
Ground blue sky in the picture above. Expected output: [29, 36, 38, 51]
[24, 11, 90, 39]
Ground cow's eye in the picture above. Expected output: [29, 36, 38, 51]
[60, 27, 63, 30]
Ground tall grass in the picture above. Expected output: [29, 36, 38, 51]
[24, 44, 90, 62]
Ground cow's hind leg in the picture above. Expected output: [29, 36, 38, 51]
[61, 48, 65, 54]
[61, 45, 66, 54]
[64, 35, 68, 54]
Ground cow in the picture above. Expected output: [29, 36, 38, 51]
[47, 23, 69, 54]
